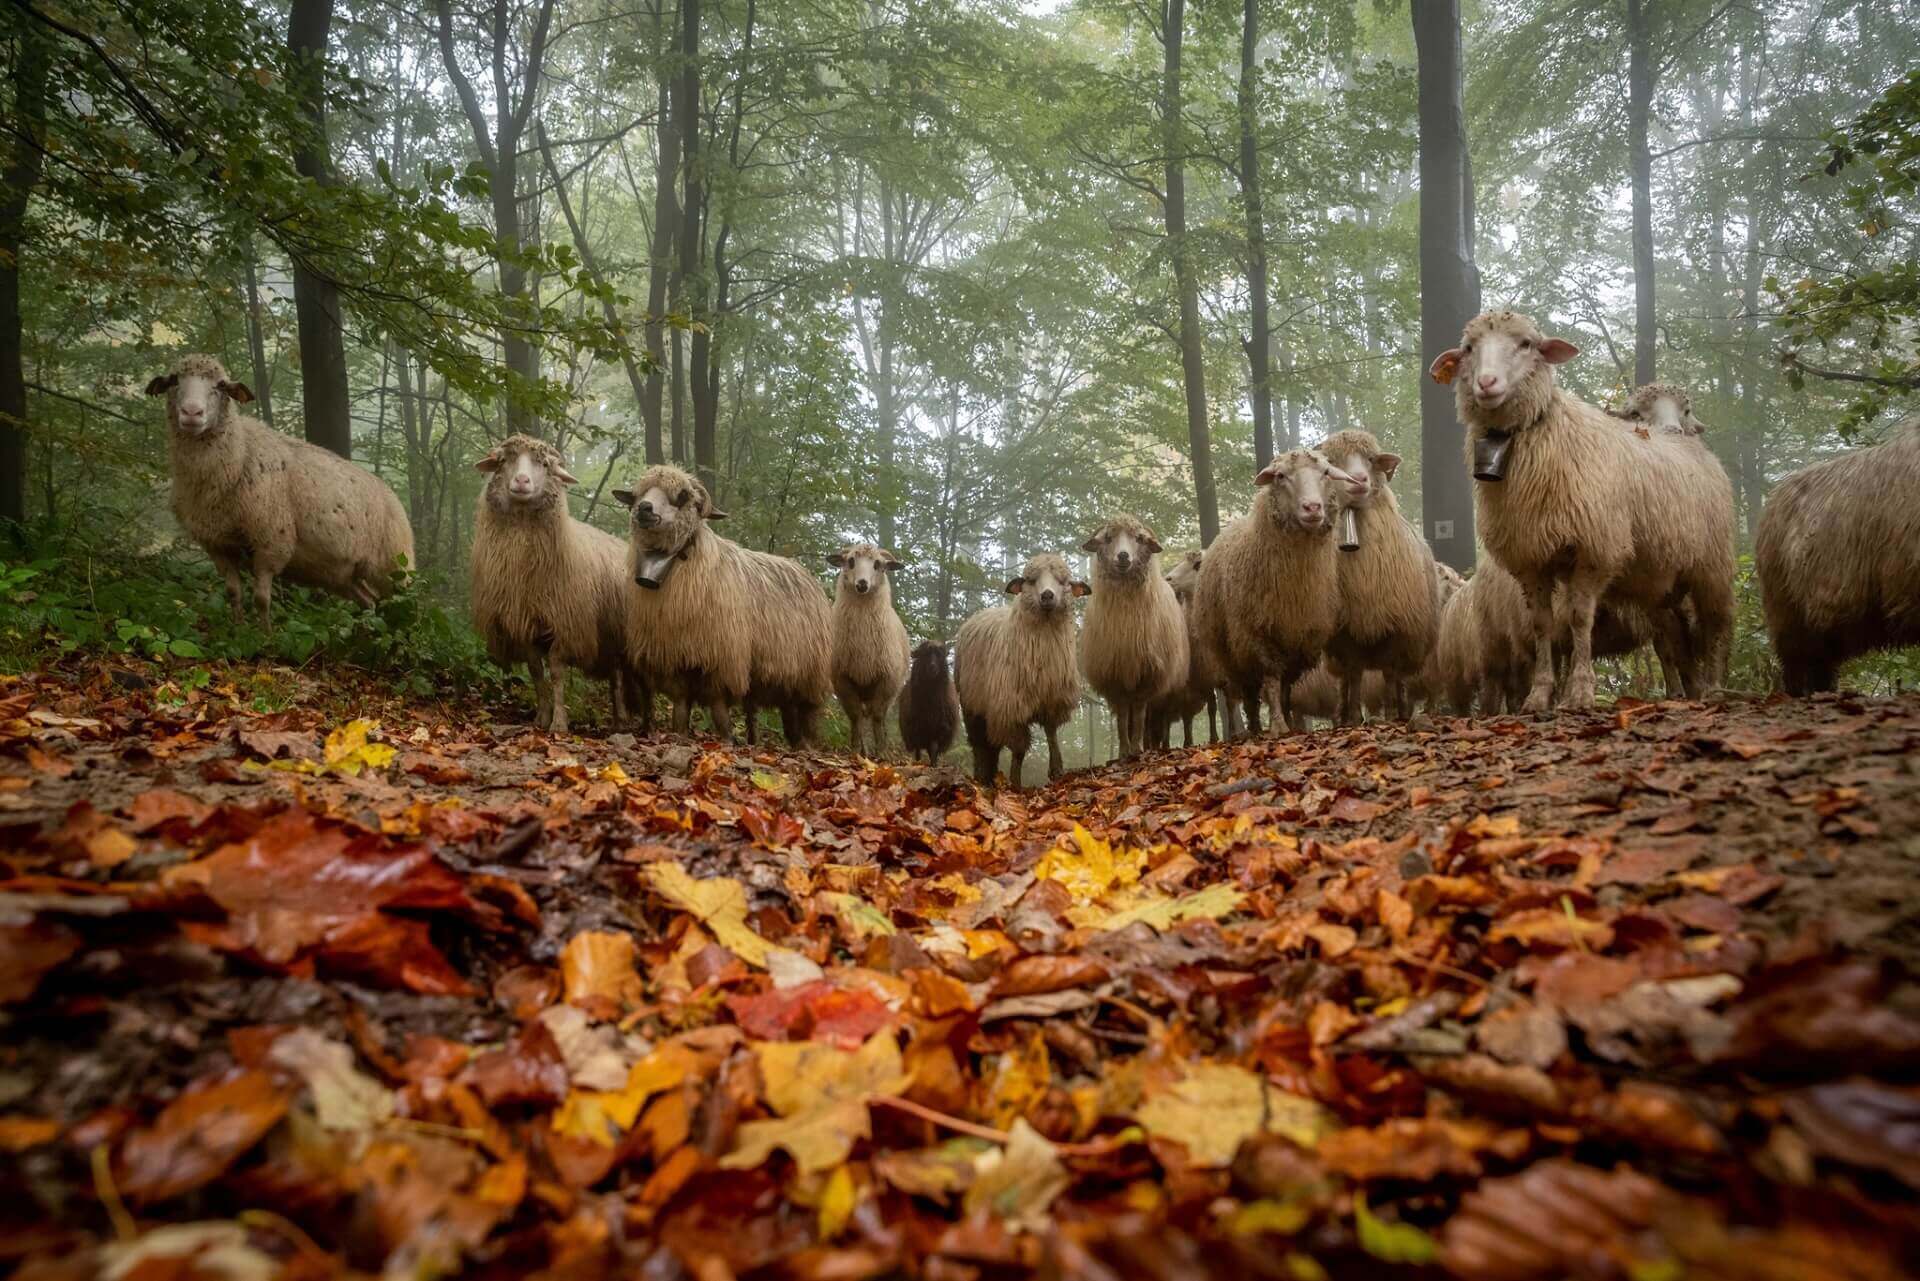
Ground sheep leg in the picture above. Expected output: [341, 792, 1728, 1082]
[1392, 677, 1410, 721]
[1686, 577, 1734, 695]
[251, 566, 275, 634]
[965, 715, 994, 785]
[1206, 694, 1217, 743]
[1244, 688, 1265, 738]
[609, 670, 629, 730]
[671, 698, 692, 736]
[1337, 673, 1359, 728]
[547, 654, 571, 734]
[708, 697, 736, 743]
[529, 660, 554, 730]
[1518, 579, 1558, 712]
[1278, 670, 1299, 734]
[213, 557, 246, 623]
[1045, 723, 1065, 780]
[1559, 571, 1605, 710]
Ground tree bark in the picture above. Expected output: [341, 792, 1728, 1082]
[288, 0, 352, 457]
[1163, 0, 1218, 547]
[1414, 0, 1481, 573]
[1627, 0, 1657, 386]
[875, 183, 899, 553]
[0, 27, 48, 529]
[1238, 0, 1273, 473]
[676, 0, 717, 494]
[434, 0, 556, 438]
[641, 2, 676, 465]
[242, 237, 275, 428]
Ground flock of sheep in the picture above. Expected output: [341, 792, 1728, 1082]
[144, 306, 1920, 785]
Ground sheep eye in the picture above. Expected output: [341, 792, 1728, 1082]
[1519, 338, 1532, 350]
[1462, 343, 1473, 354]
[674, 489, 690, 505]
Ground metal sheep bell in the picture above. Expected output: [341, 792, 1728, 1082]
[633, 549, 682, 591]
[1338, 507, 1361, 552]
[1473, 432, 1514, 482]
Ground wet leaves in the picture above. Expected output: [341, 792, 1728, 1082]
[3, 666, 1920, 1275]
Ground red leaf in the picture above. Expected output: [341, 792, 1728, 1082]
[0, 919, 80, 1004]
[726, 981, 894, 1048]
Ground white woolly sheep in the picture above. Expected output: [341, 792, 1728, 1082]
[1757, 413, 1920, 694]
[1319, 429, 1440, 722]
[147, 354, 413, 630]
[1429, 312, 1734, 710]
[1192, 448, 1356, 733]
[1079, 514, 1188, 759]
[953, 552, 1088, 788]
[830, 543, 910, 757]
[1149, 550, 1216, 747]
[615, 464, 833, 745]
[898, 640, 960, 764]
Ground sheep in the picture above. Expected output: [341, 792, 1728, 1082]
[614, 464, 833, 745]
[1612, 381, 1707, 436]
[471, 435, 650, 734]
[1428, 312, 1734, 710]
[1319, 429, 1441, 723]
[1191, 448, 1356, 733]
[1756, 413, 1920, 695]
[146, 354, 413, 631]
[829, 543, 910, 758]
[1149, 550, 1216, 747]
[1280, 664, 1387, 725]
[897, 640, 960, 764]
[953, 552, 1088, 788]
[1078, 515, 1189, 759]
[1410, 561, 1469, 712]
[1428, 571, 1484, 716]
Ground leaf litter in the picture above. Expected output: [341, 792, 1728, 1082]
[3, 663, 1920, 1277]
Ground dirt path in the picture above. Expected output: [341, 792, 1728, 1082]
[3, 664, 1918, 1278]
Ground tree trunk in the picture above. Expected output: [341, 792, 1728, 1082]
[288, 0, 352, 457]
[676, 0, 716, 494]
[1627, 0, 1657, 387]
[1735, 17, 1768, 543]
[641, 3, 676, 465]
[875, 181, 900, 553]
[1238, 0, 1273, 473]
[1413, 0, 1481, 573]
[242, 237, 275, 428]
[1163, 0, 1219, 546]
[0, 28, 47, 529]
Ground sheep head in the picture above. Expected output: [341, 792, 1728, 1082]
[476, 434, 577, 513]
[1004, 551, 1088, 619]
[1429, 310, 1577, 434]
[1318, 429, 1401, 508]
[1164, 549, 1203, 599]
[1253, 448, 1353, 534]
[1621, 382, 1706, 436]
[1080, 513, 1161, 583]
[909, 639, 950, 677]
[145, 354, 254, 440]
[613, 464, 726, 557]
[832, 542, 902, 600]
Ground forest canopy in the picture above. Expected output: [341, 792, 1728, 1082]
[1, 0, 1916, 711]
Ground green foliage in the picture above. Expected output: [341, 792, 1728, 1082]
[1774, 69, 1920, 434]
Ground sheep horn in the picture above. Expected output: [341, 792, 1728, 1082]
[1473, 432, 1514, 482]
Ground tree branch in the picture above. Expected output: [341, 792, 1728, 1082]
[432, 0, 499, 170]
[1783, 354, 1920, 389]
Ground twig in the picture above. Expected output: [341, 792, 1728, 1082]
[1388, 947, 1490, 988]
[91, 1143, 136, 1241]
[870, 1096, 1113, 1158]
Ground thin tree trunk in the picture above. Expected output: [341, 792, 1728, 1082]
[1239, 0, 1273, 473]
[641, 2, 676, 465]
[288, 0, 352, 458]
[1163, 0, 1219, 546]
[0, 28, 47, 529]
[677, 0, 717, 493]
[875, 180, 900, 553]
[1628, 0, 1657, 386]
[242, 237, 276, 428]
[1413, 0, 1481, 573]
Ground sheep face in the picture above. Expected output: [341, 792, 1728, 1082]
[1428, 310, 1578, 430]
[613, 464, 727, 556]
[1081, 515, 1161, 583]
[833, 543, 901, 599]
[1320, 429, 1400, 508]
[1622, 383, 1706, 436]
[1165, 549, 1203, 597]
[1434, 562, 1466, 604]
[1004, 552, 1088, 619]
[145, 354, 254, 439]
[1254, 449, 1351, 533]
[909, 639, 950, 676]
[476, 435, 576, 513]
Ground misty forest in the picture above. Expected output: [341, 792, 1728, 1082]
[4, 0, 1920, 1276]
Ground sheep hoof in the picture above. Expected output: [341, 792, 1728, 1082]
[1522, 687, 1554, 713]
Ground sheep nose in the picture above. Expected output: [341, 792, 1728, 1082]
[855, 579, 870, 594]
[1115, 550, 1131, 569]
[634, 502, 659, 527]
[1040, 589, 1056, 605]
[1477, 373, 1500, 392]
[1300, 501, 1323, 521]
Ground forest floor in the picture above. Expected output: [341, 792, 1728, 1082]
[3, 660, 1919, 1280]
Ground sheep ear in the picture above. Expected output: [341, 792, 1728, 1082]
[1071, 580, 1091, 598]
[1141, 532, 1162, 554]
[881, 551, 904, 571]
[554, 465, 579, 486]
[1079, 534, 1102, 554]
[476, 452, 503, 473]
[1375, 453, 1401, 480]
[611, 488, 636, 507]
[703, 505, 728, 522]
[1539, 337, 1579, 364]
[1005, 576, 1026, 595]
[1684, 412, 1708, 435]
[1253, 462, 1282, 487]
[219, 380, 255, 404]
[145, 374, 177, 396]
[828, 550, 848, 569]
[1428, 348, 1463, 385]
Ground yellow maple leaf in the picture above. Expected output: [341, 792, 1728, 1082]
[1096, 881, 1246, 933]
[552, 1042, 700, 1145]
[720, 1032, 909, 1176]
[267, 719, 395, 777]
[1034, 825, 1147, 901]
[1136, 1063, 1334, 1167]
[559, 930, 646, 1009]
[644, 862, 769, 967]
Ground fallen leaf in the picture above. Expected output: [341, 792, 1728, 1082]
[644, 862, 770, 966]
[269, 1028, 395, 1133]
[1136, 1063, 1333, 1167]
[116, 1071, 290, 1203]
[721, 1031, 909, 1175]
[962, 1119, 1070, 1231]
[560, 930, 646, 1010]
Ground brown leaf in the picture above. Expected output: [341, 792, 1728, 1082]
[0, 919, 80, 1004]
[991, 953, 1109, 998]
[1439, 1159, 1662, 1281]
[116, 1071, 290, 1203]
